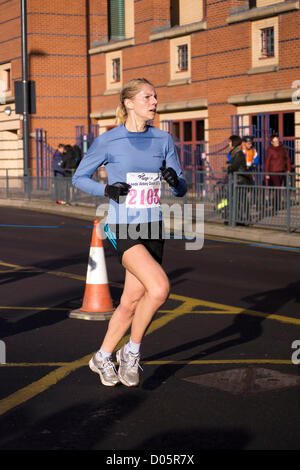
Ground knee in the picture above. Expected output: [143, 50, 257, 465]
[148, 279, 170, 305]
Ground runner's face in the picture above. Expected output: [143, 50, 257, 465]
[127, 84, 158, 122]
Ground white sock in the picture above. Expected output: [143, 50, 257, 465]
[127, 338, 141, 355]
[96, 348, 111, 361]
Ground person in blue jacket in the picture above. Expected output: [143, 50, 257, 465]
[52, 143, 66, 204]
[52, 143, 65, 177]
[73, 78, 187, 388]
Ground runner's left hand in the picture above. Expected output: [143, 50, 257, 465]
[160, 163, 179, 188]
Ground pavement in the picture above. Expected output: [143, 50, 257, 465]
[0, 197, 299, 249]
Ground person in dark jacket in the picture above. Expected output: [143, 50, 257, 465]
[227, 135, 252, 185]
[265, 134, 291, 187]
[227, 135, 252, 224]
[62, 144, 82, 177]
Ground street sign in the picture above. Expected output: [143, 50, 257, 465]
[14, 80, 36, 114]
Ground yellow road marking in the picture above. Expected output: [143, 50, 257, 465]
[0, 306, 69, 311]
[143, 359, 293, 365]
[0, 260, 299, 416]
[0, 359, 293, 367]
[0, 363, 70, 367]
[0, 306, 187, 416]
[1, 259, 299, 326]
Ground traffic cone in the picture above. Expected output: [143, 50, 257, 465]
[69, 220, 114, 320]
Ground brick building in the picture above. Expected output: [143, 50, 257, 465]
[0, 0, 299, 177]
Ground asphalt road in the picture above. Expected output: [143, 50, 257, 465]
[0, 207, 299, 454]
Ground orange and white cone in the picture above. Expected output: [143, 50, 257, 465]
[69, 220, 114, 320]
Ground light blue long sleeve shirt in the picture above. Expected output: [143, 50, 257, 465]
[72, 124, 187, 224]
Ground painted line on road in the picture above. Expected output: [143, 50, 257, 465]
[205, 235, 300, 253]
[164, 309, 300, 326]
[0, 264, 299, 416]
[0, 303, 191, 416]
[0, 306, 70, 311]
[1, 255, 300, 327]
[0, 359, 293, 367]
[1, 225, 299, 253]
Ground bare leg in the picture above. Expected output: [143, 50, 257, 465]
[100, 268, 145, 353]
[122, 244, 170, 344]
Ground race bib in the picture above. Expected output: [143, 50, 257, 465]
[126, 172, 161, 208]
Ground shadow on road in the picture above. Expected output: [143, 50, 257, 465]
[142, 280, 300, 390]
[0, 392, 251, 450]
[0, 253, 90, 288]
[0, 392, 145, 450]
[135, 426, 252, 451]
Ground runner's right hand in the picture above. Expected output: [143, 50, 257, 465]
[104, 182, 131, 203]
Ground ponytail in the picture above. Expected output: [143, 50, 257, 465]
[115, 103, 127, 125]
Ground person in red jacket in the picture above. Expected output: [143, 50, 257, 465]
[264, 134, 291, 214]
[265, 134, 291, 187]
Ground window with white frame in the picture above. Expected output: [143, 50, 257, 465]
[251, 17, 278, 70]
[261, 27, 274, 57]
[107, 0, 134, 41]
[170, 0, 204, 27]
[106, 51, 122, 92]
[177, 44, 188, 71]
[0, 63, 12, 103]
[170, 36, 191, 83]
[112, 57, 121, 82]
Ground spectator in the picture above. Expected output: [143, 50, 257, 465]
[52, 143, 67, 204]
[264, 134, 291, 215]
[242, 136, 259, 170]
[52, 143, 65, 177]
[227, 135, 252, 184]
[62, 144, 82, 177]
[265, 134, 291, 187]
[227, 135, 253, 224]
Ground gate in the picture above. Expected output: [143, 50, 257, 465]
[35, 128, 55, 189]
[231, 112, 297, 172]
[75, 125, 99, 156]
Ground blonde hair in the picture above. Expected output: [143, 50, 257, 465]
[115, 78, 155, 125]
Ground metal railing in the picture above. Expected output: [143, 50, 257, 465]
[0, 171, 299, 232]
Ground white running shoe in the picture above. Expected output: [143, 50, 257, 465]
[89, 353, 120, 386]
[116, 344, 143, 387]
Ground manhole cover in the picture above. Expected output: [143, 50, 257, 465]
[183, 367, 300, 395]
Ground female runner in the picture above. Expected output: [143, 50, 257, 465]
[73, 78, 187, 387]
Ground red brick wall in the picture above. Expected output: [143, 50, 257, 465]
[1, 0, 299, 170]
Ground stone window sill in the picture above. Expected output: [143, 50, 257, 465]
[167, 78, 191, 87]
[150, 21, 207, 42]
[248, 64, 278, 74]
[157, 98, 207, 113]
[228, 89, 294, 105]
[89, 38, 134, 55]
[103, 88, 121, 96]
[227, 0, 299, 24]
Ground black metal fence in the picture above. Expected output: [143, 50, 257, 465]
[0, 170, 299, 232]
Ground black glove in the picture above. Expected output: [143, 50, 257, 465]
[160, 162, 179, 188]
[104, 182, 131, 203]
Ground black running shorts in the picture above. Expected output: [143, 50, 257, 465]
[104, 221, 165, 265]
